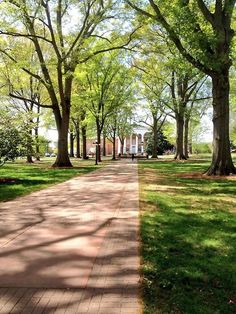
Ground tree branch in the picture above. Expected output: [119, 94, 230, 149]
[126, 1, 156, 19]
[196, 0, 214, 25]
[0, 30, 52, 44]
[78, 26, 142, 63]
[128, 0, 213, 76]
[9, 93, 52, 108]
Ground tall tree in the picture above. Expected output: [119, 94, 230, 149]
[76, 52, 134, 161]
[167, 70, 208, 159]
[134, 59, 168, 158]
[126, 0, 236, 175]
[0, 0, 133, 167]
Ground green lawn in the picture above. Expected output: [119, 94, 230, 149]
[0, 158, 100, 202]
[139, 159, 236, 314]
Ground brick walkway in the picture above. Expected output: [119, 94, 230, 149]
[0, 160, 141, 314]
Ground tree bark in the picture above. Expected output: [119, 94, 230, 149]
[96, 119, 102, 162]
[184, 116, 190, 158]
[69, 130, 74, 157]
[112, 129, 116, 160]
[175, 113, 187, 160]
[103, 133, 106, 156]
[52, 107, 72, 167]
[205, 71, 236, 175]
[76, 127, 81, 158]
[82, 125, 87, 159]
[188, 120, 193, 155]
[35, 124, 40, 161]
[97, 128, 102, 162]
[120, 138, 124, 155]
[152, 117, 158, 158]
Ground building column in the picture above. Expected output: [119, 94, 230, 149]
[136, 135, 138, 154]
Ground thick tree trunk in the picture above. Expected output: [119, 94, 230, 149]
[76, 127, 81, 158]
[27, 154, 33, 163]
[82, 125, 87, 159]
[69, 130, 74, 157]
[152, 118, 158, 158]
[205, 72, 236, 175]
[52, 108, 72, 167]
[184, 116, 190, 158]
[175, 114, 187, 160]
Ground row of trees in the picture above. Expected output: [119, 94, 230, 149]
[126, 0, 236, 175]
[0, 1, 235, 175]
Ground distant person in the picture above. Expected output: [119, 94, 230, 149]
[131, 153, 135, 161]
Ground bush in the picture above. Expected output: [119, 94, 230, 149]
[192, 142, 212, 154]
[0, 128, 24, 166]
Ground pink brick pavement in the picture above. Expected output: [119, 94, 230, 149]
[0, 159, 142, 314]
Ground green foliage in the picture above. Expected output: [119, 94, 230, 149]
[35, 135, 51, 157]
[145, 131, 174, 155]
[192, 142, 212, 154]
[0, 127, 24, 166]
[162, 121, 176, 145]
[139, 160, 236, 314]
[74, 51, 135, 139]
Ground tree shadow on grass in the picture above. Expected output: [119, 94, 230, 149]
[141, 201, 236, 314]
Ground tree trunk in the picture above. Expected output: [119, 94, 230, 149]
[175, 114, 187, 160]
[103, 133, 106, 156]
[152, 118, 158, 158]
[96, 119, 102, 162]
[189, 121, 193, 155]
[189, 141, 193, 155]
[35, 105, 40, 160]
[26, 124, 34, 163]
[52, 108, 72, 167]
[76, 127, 81, 158]
[120, 138, 124, 155]
[205, 71, 236, 175]
[97, 128, 102, 162]
[35, 123, 40, 161]
[112, 130, 116, 160]
[184, 116, 190, 158]
[69, 130, 74, 157]
[82, 125, 87, 159]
